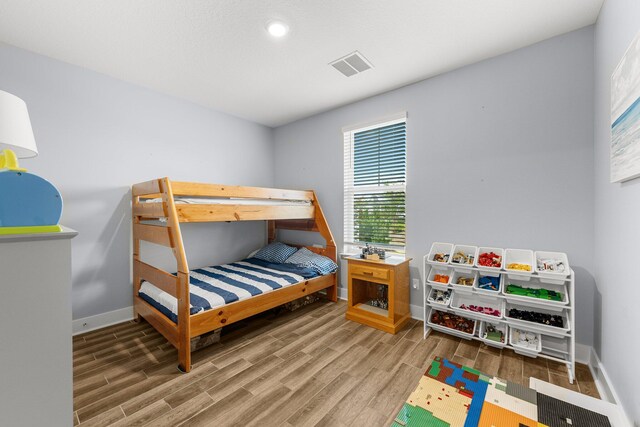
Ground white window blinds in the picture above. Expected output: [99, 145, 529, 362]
[343, 114, 407, 252]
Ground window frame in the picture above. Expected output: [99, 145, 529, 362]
[343, 112, 407, 254]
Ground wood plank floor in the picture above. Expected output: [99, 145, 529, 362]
[73, 300, 599, 426]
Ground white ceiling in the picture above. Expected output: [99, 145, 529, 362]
[0, 1, 603, 127]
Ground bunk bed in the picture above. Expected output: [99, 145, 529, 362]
[132, 178, 338, 372]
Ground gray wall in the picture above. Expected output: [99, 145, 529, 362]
[0, 43, 274, 320]
[273, 27, 596, 347]
[594, 0, 640, 421]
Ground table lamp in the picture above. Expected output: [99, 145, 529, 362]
[0, 89, 63, 234]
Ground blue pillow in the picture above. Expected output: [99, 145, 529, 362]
[253, 242, 297, 264]
[284, 247, 338, 275]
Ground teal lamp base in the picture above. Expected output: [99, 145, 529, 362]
[0, 169, 63, 234]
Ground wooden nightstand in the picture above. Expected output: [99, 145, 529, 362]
[345, 256, 412, 334]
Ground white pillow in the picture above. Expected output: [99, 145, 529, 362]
[247, 248, 261, 258]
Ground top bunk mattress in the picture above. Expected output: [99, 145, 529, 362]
[138, 258, 323, 323]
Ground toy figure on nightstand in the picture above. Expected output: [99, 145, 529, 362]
[360, 243, 386, 260]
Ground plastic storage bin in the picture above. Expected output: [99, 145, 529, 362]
[427, 288, 452, 307]
[451, 270, 477, 293]
[509, 328, 542, 357]
[479, 321, 508, 348]
[540, 334, 570, 358]
[427, 308, 477, 340]
[427, 266, 453, 289]
[535, 250, 570, 284]
[427, 242, 454, 265]
[504, 248, 535, 281]
[505, 302, 570, 337]
[475, 247, 504, 272]
[502, 277, 568, 309]
[450, 292, 505, 321]
[474, 273, 503, 295]
[449, 244, 477, 271]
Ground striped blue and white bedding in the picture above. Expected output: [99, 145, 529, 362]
[138, 258, 321, 323]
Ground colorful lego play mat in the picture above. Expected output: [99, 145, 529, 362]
[392, 357, 611, 427]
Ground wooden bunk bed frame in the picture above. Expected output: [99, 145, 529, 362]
[132, 178, 337, 373]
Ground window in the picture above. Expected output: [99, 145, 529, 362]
[343, 113, 407, 253]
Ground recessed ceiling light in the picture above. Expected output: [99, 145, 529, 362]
[267, 21, 289, 38]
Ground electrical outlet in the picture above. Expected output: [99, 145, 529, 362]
[412, 278, 420, 289]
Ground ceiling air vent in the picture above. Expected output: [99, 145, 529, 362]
[330, 51, 373, 77]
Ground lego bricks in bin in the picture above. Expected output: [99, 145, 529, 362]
[451, 250, 474, 265]
[429, 289, 452, 305]
[456, 275, 474, 286]
[506, 284, 563, 301]
[428, 242, 453, 263]
[508, 308, 564, 328]
[478, 251, 502, 268]
[483, 324, 505, 343]
[507, 262, 532, 271]
[511, 328, 540, 350]
[432, 252, 449, 263]
[478, 275, 500, 291]
[433, 274, 449, 284]
[451, 270, 477, 292]
[430, 310, 475, 334]
[537, 257, 566, 273]
[460, 304, 501, 317]
[505, 249, 535, 274]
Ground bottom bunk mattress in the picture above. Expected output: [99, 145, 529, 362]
[138, 258, 322, 323]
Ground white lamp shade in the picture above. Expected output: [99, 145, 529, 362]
[0, 90, 38, 158]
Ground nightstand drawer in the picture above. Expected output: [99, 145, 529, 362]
[350, 264, 389, 281]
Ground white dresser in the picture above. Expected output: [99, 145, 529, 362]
[0, 227, 77, 426]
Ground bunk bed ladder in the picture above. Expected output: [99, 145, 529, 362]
[132, 177, 192, 372]
[159, 178, 191, 372]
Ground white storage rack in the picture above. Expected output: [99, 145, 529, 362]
[423, 243, 576, 383]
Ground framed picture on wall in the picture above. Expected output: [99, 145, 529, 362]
[611, 31, 640, 183]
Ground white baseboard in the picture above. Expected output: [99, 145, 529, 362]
[410, 303, 424, 321]
[587, 347, 632, 425]
[588, 348, 615, 403]
[73, 306, 134, 335]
